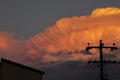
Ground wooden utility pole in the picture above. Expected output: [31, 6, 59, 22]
[86, 40, 118, 80]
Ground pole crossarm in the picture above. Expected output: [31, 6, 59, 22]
[86, 46, 117, 51]
[88, 60, 120, 64]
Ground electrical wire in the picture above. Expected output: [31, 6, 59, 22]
[79, 64, 99, 80]
[79, 49, 100, 80]
[105, 36, 120, 45]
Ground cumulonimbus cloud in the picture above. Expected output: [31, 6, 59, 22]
[0, 7, 120, 66]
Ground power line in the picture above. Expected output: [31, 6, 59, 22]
[86, 40, 118, 80]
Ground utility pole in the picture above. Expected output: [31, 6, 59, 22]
[86, 40, 118, 80]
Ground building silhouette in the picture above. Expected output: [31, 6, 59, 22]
[0, 58, 44, 80]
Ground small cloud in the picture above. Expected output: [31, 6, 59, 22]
[80, 50, 92, 55]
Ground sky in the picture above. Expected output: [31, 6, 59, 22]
[0, 0, 120, 38]
[1, 0, 120, 80]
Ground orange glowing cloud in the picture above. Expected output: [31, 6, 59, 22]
[28, 7, 120, 62]
[0, 32, 27, 62]
[0, 7, 120, 64]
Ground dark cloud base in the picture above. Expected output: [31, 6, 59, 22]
[37, 61, 120, 80]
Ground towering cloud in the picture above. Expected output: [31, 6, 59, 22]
[0, 7, 120, 65]
[27, 7, 120, 63]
